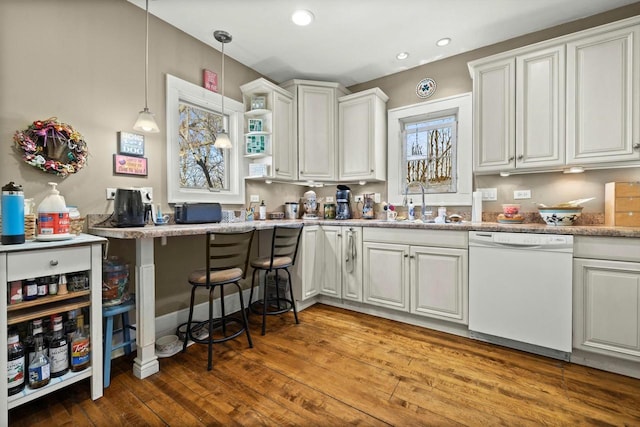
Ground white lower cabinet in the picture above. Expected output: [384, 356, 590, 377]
[318, 226, 363, 301]
[573, 236, 640, 362]
[296, 225, 322, 301]
[573, 258, 640, 361]
[410, 246, 468, 324]
[363, 242, 409, 311]
[362, 228, 468, 322]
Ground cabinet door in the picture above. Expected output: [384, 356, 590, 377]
[298, 85, 337, 180]
[338, 92, 387, 181]
[566, 25, 640, 164]
[296, 226, 322, 300]
[410, 246, 468, 324]
[272, 91, 297, 180]
[342, 227, 363, 302]
[320, 226, 342, 297]
[363, 242, 409, 312]
[472, 57, 515, 172]
[516, 45, 566, 169]
[573, 258, 640, 360]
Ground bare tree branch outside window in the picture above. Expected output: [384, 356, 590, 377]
[404, 116, 457, 194]
[178, 102, 227, 191]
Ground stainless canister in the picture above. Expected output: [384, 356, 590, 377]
[284, 202, 299, 219]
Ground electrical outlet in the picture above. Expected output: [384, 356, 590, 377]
[374, 193, 381, 203]
[250, 194, 260, 203]
[514, 190, 531, 200]
[106, 188, 116, 200]
[325, 196, 334, 203]
[478, 188, 497, 201]
[354, 195, 363, 203]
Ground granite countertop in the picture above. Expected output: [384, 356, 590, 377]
[88, 216, 640, 239]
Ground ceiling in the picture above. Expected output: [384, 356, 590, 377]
[129, 0, 638, 87]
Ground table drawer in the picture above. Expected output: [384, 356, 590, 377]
[7, 246, 91, 281]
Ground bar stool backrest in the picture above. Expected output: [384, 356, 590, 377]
[269, 224, 304, 269]
[205, 229, 255, 281]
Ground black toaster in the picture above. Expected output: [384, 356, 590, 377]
[174, 203, 222, 224]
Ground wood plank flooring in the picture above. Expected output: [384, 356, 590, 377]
[9, 304, 640, 426]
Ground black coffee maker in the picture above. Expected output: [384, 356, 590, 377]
[336, 185, 352, 220]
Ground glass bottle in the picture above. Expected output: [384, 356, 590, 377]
[22, 278, 38, 301]
[7, 327, 25, 396]
[37, 277, 48, 297]
[26, 318, 46, 365]
[28, 335, 50, 389]
[49, 316, 69, 378]
[70, 314, 90, 372]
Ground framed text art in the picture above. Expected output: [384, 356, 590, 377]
[113, 154, 148, 176]
[203, 69, 218, 92]
[118, 131, 145, 156]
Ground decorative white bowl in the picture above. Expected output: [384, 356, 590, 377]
[538, 206, 583, 226]
[155, 335, 179, 353]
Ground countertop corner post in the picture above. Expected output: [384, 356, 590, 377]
[132, 237, 159, 379]
[0, 252, 7, 426]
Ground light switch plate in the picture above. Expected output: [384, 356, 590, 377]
[514, 190, 531, 200]
[250, 194, 260, 203]
[478, 188, 497, 201]
[325, 196, 334, 203]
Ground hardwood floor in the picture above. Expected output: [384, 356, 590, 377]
[9, 304, 640, 426]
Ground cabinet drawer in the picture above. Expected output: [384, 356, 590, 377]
[7, 246, 91, 281]
[614, 212, 640, 227]
[615, 182, 640, 197]
[614, 197, 640, 211]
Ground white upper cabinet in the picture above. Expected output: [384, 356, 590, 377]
[516, 45, 566, 169]
[240, 78, 296, 181]
[281, 80, 349, 181]
[470, 16, 640, 174]
[566, 24, 640, 165]
[338, 88, 389, 181]
[471, 57, 515, 172]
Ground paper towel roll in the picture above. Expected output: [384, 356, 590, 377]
[472, 191, 483, 223]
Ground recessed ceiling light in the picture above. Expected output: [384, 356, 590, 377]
[396, 52, 409, 60]
[436, 37, 451, 47]
[292, 9, 314, 26]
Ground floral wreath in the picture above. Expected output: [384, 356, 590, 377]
[13, 117, 88, 177]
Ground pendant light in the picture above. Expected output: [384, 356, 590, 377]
[133, 0, 160, 133]
[213, 30, 232, 149]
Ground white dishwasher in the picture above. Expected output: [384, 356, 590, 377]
[468, 231, 573, 360]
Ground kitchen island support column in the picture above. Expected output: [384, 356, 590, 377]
[133, 237, 159, 379]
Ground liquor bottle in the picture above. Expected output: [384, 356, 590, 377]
[7, 327, 25, 396]
[28, 335, 50, 389]
[26, 318, 46, 365]
[49, 315, 69, 378]
[70, 314, 90, 372]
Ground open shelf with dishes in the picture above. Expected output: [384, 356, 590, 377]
[240, 78, 296, 181]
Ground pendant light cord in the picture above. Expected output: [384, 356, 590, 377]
[144, 0, 150, 110]
[221, 37, 225, 126]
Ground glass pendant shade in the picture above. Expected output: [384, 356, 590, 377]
[214, 131, 232, 149]
[134, 108, 160, 133]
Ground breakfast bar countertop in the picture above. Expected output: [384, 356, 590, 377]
[89, 218, 640, 239]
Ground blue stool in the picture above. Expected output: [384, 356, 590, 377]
[102, 298, 136, 388]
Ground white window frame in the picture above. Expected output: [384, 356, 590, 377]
[387, 92, 472, 206]
[166, 74, 245, 204]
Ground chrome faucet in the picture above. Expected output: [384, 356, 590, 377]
[404, 181, 428, 221]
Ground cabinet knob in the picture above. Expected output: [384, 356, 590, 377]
[409, 255, 415, 259]
[300, 171, 304, 174]
[370, 169, 374, 173]
[633, 143, 640, 150]
[50, 260, 59, 266]
[517, 155, 524, 160]
[275, 168, 280, 171]
[508, 156, 515, 161]
[404, 254, 409, 258]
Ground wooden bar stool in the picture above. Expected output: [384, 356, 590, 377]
[182, 229, 255, 370]
[249, 224, 304, 335]
[103, 298, 136, 388]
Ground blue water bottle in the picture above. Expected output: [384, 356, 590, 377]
[2, 182, 25, 245]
